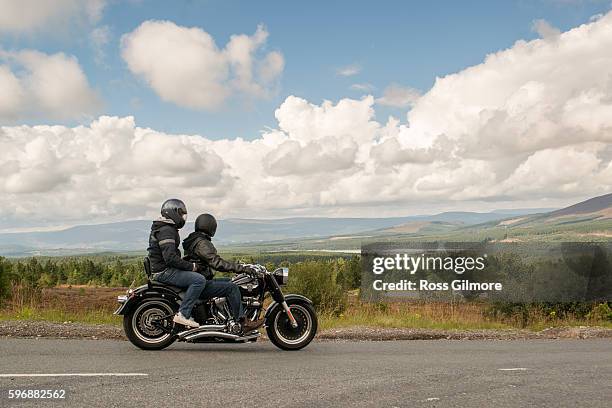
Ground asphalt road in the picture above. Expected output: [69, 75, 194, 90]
[0, 338, 610, 407]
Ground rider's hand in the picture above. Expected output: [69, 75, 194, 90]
[244, 266, 261, 277]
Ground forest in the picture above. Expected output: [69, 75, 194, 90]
[0, 253, 361, 314]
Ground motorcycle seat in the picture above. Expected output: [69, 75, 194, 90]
[150, 281, 183, 294]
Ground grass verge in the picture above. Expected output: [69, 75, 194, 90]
[1, 286, 610, 331]
[0, 307, 121, 325]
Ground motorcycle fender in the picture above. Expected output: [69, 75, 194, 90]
[114, 301, 129, 316]
[114, 286, 181, 315]
[264, 294, 313, 319]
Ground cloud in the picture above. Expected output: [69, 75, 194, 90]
[120, 21, 284, 110]
[3, 11, 612, 227]
[337, 64, 361, 77]
[0, 66, 25, 118]
[90, 25, 111, 65]
[0, 49, 100, 121]
[225, 24, 285, 97]
[0, 116, 232, 226]
[532, 19, 561, 39]
[350, 83, 375, 92]
[375, 84, 421, 108]
[589, 13, 604, 22]
[0, 0, 105, 34]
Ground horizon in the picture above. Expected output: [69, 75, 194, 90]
[0, 203, 563, 235]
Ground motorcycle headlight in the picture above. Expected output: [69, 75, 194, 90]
[273, 267, 289, 285]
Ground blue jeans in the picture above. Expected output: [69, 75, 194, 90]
[155, 268, 205, 318]
[200, 279, 244, 321]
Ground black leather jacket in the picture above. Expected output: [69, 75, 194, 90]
[148, 220, 194, 273]
[183, 232, 250, 277]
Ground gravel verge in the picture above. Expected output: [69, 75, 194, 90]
[1, 320, 611, 341]
[317, 326, 612, 341]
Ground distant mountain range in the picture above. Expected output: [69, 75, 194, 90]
[0, 207, 554, 257]
[1, 194, 610, 257]
[228, 193, 612, 251]
[284, 193, 612, 250]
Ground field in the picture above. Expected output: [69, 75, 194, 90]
[0, 286, 124, 325]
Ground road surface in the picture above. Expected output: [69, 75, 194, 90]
[0, 338, 610, 407]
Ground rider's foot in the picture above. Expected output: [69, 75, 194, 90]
[241, 317, 265, 333]
[173, 312, 199, 328]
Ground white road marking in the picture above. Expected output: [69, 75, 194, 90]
[498, 368, 529, 371]
[426, 397, 440, 401]
[0, 373, 148, 378]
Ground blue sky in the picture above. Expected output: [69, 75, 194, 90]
[3, 0, 610, 139]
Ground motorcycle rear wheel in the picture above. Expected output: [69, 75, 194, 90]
[123, 298, 177, 350]
[266, 300, 317, 350]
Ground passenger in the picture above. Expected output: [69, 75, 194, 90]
[183, 213, 264, 333]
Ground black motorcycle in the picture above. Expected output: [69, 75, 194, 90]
[115, 258, 317, 351]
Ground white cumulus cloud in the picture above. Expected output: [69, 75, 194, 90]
[120, 21, 284, 110]
[532, 19, 562, 39]
[376, 84, 421, 108]
[0, 49, 101, 121]
[0, 0, 105, 34]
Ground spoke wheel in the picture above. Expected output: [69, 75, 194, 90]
[124, 298, 176, 350]
[266, 301, 317, 350]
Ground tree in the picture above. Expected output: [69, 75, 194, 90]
[0, 257, 10, 303]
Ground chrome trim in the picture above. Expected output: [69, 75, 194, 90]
[282, 301, 299, 328]
[177, 324, 225, 338]
[184, 331, 261, 342]
[117, 295, 128, 303]
[273, 267, 289, 285]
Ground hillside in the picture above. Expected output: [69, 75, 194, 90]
[4, 194, 608, 256]
[249, 193, 612, 251]
[497, 193, 612, 228]
[0, 210, 537, 257]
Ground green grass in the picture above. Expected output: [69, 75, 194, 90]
[319, 312, 512, 331]
[317, 300, 612, 332]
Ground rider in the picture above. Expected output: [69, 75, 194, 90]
[148, 199, 204, 328]
[182, 213, 264, 333]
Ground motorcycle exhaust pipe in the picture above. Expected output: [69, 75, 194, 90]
[184, 331, 260, 342]
[177, 324, 225, 339]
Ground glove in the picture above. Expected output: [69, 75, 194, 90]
[243, 266, 261, 277]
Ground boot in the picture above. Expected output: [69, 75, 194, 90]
[241, 316, 265, 333]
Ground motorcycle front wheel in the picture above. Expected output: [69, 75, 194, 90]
[266, 300, 317, 350]
[123, 298, 176, 350]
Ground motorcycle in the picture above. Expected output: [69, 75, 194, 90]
[115, 258, 317, 351]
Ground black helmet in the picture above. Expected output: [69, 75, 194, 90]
[195, 213, 217, 237]
[161, 199, 188, 229]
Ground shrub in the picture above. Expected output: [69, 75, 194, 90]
[0, 257, 9, 304]
[285, 260, 347, 315]
[587, 302, 612, 322]
[486, 301, 607, 327]
[336, 256, 361, 290]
